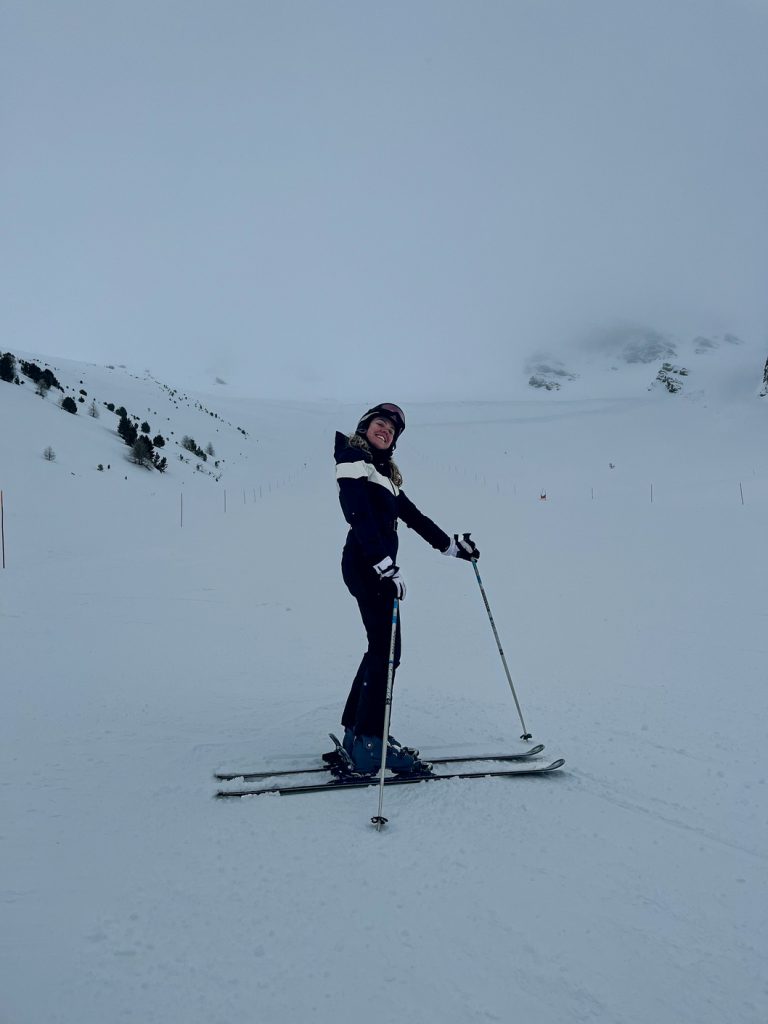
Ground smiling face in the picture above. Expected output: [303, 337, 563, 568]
[365, 416, 396, 451]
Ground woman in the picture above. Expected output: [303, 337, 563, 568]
[334, 402, 480, 773]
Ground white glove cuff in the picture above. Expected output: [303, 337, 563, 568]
[374, 555, 394, 576]
[442, 538, 459, 558]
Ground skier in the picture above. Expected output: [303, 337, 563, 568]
[334, 402, 480, 773]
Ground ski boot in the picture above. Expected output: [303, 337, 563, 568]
[347, 727, 418, 758]
[387, 734, 421, 761]
[323, 732, 376, 778]
[351, 734, 432, 776]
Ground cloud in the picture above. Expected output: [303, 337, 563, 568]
[1, 0, 765, 399]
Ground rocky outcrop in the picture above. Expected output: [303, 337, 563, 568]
[527, 357, 578, 391]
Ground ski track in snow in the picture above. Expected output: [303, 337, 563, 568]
[2, 357, 768, 1023]
[567, 769, 767, 862]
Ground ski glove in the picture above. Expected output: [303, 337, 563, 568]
[443, 532, 480, 562]
[373, 555, 407, 600]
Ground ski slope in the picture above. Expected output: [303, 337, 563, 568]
[1, 353, 767, 1023]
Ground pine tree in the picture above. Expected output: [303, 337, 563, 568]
[20, 360, 42, 384]
[61, 396, 77, 414]
[118, 414, 138, 446]
[21, 361, 63, 391]
[131, 436, 153, 467]
[0, 352, 16, 383]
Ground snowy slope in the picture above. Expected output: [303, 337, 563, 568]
[523, 328, 765, 402]
[1, 351, 767, 1024]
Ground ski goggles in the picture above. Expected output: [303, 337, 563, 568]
[372, 403, 406, 435]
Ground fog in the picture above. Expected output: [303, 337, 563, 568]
[2, 0, 766, 399]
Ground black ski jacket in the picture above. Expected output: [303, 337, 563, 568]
[334, 431, 450, 571]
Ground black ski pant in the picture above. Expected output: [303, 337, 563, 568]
[341, 561, 401, 737]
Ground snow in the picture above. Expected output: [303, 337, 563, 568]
[2, 349, 767, 1023]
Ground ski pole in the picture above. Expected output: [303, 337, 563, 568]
[371, 597, 399, 831]
[471, 559, 532, 740]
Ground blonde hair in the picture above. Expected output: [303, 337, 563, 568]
[348, 432, 403, 487]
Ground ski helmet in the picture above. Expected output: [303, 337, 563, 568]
[356, 403, 406, 444]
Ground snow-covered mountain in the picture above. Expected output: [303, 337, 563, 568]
[525, 326, 766, 401]
[2, 351, 767, 1024]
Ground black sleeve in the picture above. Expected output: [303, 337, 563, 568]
[397, 490, 451, 552]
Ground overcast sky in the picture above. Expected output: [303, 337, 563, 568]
[2, 0, 766, 399]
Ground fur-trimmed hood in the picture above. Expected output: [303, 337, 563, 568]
[338, 431, 403, 488]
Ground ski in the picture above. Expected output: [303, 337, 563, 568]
[215, 758, 565, 798]
[215, 742, 546, 782]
